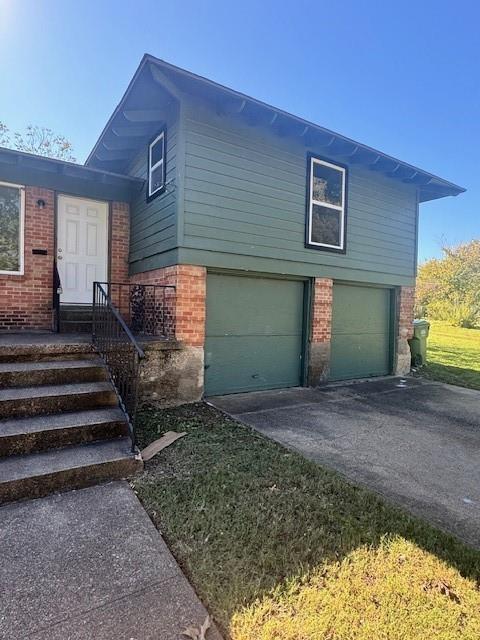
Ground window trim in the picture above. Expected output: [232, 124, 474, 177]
[147, 129, 167, 201]
[0, 180, 25, 276]
[305, 154, 347, 253]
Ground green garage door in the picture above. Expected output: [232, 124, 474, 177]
[331, 284, 393, 381]
[205, 274, 304, 396]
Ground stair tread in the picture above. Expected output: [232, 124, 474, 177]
[0, 407, 125, 438]
[0, 359, 104, 374]
[0, 381, 113, 402]
[0, 439, 136, 483]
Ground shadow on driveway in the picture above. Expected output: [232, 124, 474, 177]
[210, 376, 480, 548]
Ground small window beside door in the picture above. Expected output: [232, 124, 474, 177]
[147, 130, 166, 201]
[0, 181, 24, 275]
[306, 155, 347, 252]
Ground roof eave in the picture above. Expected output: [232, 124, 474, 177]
[87, 54, 466, 201]
[85, 54, 152, 167]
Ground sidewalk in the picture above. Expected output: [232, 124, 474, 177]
[0, 481, 222, 639]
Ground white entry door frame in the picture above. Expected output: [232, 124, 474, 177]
[56, 195, 109, 304]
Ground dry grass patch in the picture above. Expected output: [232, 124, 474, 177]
[232, 536, 480, 640]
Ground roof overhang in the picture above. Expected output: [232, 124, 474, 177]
[87, 54, 466, 203]
[0, 147, 143, 202]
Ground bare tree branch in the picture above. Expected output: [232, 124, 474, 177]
[0, 122, 76, 162]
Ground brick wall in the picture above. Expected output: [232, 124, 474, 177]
[0, 190, 131, 332]
[131, 265, 206, 347]
[0, 187, 55, 331]
[395, 285, 415, 375]
[397, 286, 415, 341]
[311, 277, 333, 343]
[308, 277, 333, 384]
[110, 201, 130, 283]
[131, 264, 207, 402]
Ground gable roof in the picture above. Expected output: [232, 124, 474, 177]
[86, 54, 465, 203]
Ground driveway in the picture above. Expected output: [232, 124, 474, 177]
[210, 377, 480, 548]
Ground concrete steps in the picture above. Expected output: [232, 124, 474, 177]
[0, 407, 128, 456]
[0, 335, 94, 363]
[59, 305, 93, 334]
[0, 381, 117, 419]
[0, 439, 140, 503]
[0, 358, 108, 387]
[0, 334, 142, 504]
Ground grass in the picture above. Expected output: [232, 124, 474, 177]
[420, 321, 480, 390]
[133, 403, 480, 639]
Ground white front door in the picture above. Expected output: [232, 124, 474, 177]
[57, 195, 108, 304]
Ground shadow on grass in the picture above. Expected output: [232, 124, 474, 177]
[134, 403, 480, 637]
[421, 361, 480, 390]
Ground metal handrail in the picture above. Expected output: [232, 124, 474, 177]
[95, 281, 176, 338]
[92, 282, 145, 451]
[53, 261, 61, 333]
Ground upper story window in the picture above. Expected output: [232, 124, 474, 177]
[0, 181, 24, 275]
[147, 129, 166, 200]
[306, 156, 346, 253]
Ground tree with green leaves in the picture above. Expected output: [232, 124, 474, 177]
[0, 122, 75, 162]
[416, 240, 480, 328]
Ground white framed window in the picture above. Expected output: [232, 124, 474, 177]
[147, 129, 166, 200]
[306, 156, 347, 252]
[0, 181, 25, 275]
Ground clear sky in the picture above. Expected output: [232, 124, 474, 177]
[0, 0, 478, 262]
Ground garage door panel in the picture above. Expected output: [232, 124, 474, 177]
[205, 274, 304, 395]
[205, 335, 302, 395]
[330, 332, 391, 380]
[332, 286, 391, 335]
[331, 284, 392, 381]
[207, 274, 304, 336]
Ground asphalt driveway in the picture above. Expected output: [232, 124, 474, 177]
[210, 377, 480, 548]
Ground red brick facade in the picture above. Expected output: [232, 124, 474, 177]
[397, 286, 415, 341]
[110, 201, 130, 283]
[311, 278, 333, 343]
[131, 265, 206, 347]
[0, 188, 131, 332]
[0, 187, 55, 331]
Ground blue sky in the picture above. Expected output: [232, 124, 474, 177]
[0, 0, 478, 261]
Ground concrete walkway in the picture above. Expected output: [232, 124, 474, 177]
[0, 482, 221, 639]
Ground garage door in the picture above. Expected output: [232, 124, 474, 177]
[330, 284, 392, 380]
[205, 274, 304, 396]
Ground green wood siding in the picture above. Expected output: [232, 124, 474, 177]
[127, 105, 179, 274]
[180, 99, 417, 285]
[205, 274, 304, 395]
[126, 96, 418, 287]
[330, 284, 392, 380]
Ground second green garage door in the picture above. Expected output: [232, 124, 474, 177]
[205, 274, 305, 396]
[330, 284, 393, 381]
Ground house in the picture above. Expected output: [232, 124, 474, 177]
[0, 54, 465, 400]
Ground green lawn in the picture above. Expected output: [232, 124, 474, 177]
[421, 321, 480, 390]
[133, 403, 480, 640]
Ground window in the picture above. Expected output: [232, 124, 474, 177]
[306, 156, 346, 252]
[147, 130, 166, 200]
[0, 182, 24, 275]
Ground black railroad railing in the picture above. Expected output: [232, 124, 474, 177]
[92, 282, 146, 451]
